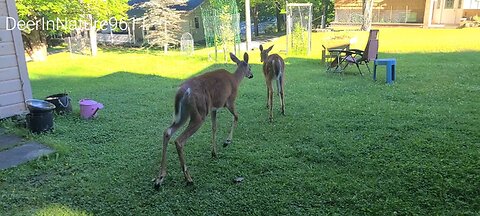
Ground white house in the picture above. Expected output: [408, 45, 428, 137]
[128, 0, 208, 43]
[0, 0, 32, 119]
[334, 0, 480, 26]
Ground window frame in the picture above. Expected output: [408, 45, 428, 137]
[194, 17, 200, 29]
[444, 0, 455, 9]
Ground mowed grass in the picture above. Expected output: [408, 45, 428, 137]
[314, 28, 480, 53]
[1, 28, 480, 215]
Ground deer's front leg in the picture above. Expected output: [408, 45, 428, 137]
[265, 79, 272, 109]
[211, 110, 218, 158]
[224, 104, 238, 147]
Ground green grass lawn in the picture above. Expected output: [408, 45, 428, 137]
[1, 28, 480, 215]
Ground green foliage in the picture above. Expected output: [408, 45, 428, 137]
[237, 0, 278, 20]
[291, 22, 307, 54]
[289, 0, 335, 26]
[210, 0, 239, 13]
[79, 0, 130, 21]
[473, 15, 480, 22]
[202, 0, 240, 60]
[15, 0, 130, 34]
[140, 0, 187, 47]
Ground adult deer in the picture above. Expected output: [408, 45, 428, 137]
[259, 45, 285, 121]
[154, 52, 253, 188]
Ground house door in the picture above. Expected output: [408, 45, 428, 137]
[432, 0, 463, 24]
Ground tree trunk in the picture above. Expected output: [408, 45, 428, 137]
[22, 29, 48, 62]
[321, 0, 329, 29]
[89, 26, 98, 56]
[361, 0, 374, 31]
[275, 1, 282, 32]
[253, 5, 259, 37]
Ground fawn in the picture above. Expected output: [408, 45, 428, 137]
[259, 45, 286, 121]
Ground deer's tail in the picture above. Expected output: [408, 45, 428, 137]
[274, 60, 284, 96]
[173, 87, 191, 124]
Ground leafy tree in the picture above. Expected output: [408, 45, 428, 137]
[138, 0, 187, 49]
[15, 0, 129, 61]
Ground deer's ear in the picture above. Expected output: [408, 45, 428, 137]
[230, 53, 240, 64]
[259, 45, 264, 51]
[243, 52, 249, 63]
[267, 45, 274, 52]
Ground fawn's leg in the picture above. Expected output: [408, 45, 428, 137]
[279, 75, 286, 115]
[268, 82, 274, 122]
[265, 79, 271, 109]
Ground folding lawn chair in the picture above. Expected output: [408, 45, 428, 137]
[336, 30, 379, 75]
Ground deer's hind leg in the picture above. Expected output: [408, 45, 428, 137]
[154, 117, 187, 189]
[279, 75, 286, 116]
[174, 113, 204, 185]
[267, 80, 274, 122]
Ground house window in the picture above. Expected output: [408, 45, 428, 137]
[445, 0, 454, 8]
[194, 17, 200, 29]
[436, 0, 441, 9]
[457, 0, 462, 8]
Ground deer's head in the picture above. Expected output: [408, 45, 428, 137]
[230, 52, 253, 79]
[259, 45, 274, 63]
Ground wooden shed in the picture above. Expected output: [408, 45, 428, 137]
[0, 0, 32, 119]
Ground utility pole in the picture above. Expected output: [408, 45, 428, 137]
[245, 0, 252, 51]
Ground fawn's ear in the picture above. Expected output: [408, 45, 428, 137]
[266, 45, 274, 52]
[230, 53, 240, 64]
[243, 52, 249, 64]
[259, 45, 264, 51]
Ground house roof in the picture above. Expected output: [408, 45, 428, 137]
[128, 0, 205, 11]
[173, 0, 205, 11]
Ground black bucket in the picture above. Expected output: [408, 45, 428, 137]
[25, 99, 56, 133]
[27, 111, 54, 134]
[45, 93, 72, 115]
